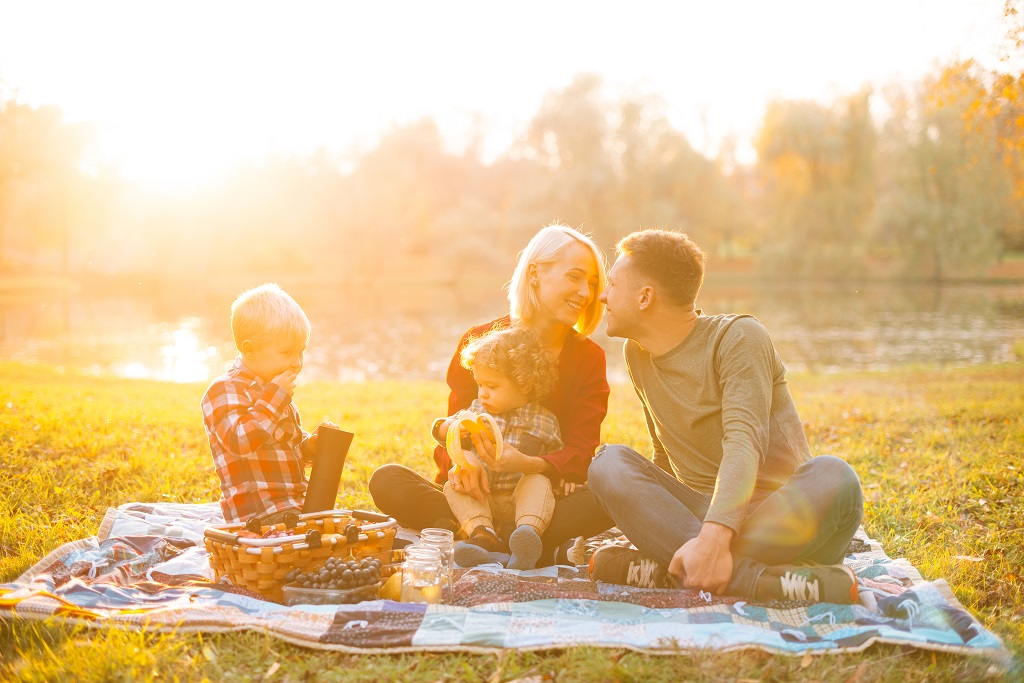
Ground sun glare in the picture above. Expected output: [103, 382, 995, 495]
[100, 121, 239, 193]
[0, 1, 1009, 193]
[111, 319, 221, 383]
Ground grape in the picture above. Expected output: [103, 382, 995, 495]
[285, 553, 386, 606]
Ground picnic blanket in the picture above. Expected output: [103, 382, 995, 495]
[0, 502, 1010, 664]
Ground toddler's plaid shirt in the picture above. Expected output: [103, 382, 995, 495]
[201, 358, 310, 522]
[465, 399, 563, 494]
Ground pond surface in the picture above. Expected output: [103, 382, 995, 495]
[1, 279, 1022, 385]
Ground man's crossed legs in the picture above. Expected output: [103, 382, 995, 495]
[588, 445, 864, 602]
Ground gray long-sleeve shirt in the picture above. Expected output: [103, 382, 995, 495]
[623, 314, 812, 532]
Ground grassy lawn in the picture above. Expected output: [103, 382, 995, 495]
[0, 361, 1021, 681]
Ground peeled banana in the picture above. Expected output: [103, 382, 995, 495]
[445, 410, 503, 470]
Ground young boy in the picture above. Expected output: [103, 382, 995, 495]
[435, 326, 563, 570]
[202, 283, 334, 524]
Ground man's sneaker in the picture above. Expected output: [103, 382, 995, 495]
[754, 563, 859, 604]
[588, 544, 673, 589]
[565, 535, 589, 566]
[555, 534, 615, 567]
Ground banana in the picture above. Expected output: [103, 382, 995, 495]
[445, 410, 503, 470]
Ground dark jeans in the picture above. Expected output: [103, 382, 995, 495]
[368, 463, 613, 567]
[588, 445, 864, 598]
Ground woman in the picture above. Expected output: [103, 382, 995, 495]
[368, 224, 613, 566]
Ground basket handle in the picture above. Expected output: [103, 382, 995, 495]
[204, 529, 240, 545]
[351, 509, 392, 524]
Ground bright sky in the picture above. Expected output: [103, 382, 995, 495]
[0, 0, 1011, 190]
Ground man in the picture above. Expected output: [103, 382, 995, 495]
[588, 229, 864, 603]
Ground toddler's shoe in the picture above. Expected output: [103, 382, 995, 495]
[453, 526, 510, 568]
[427, 516, 463, 539]
[753, 563, 859, 604]
[507, 525, 543, 570]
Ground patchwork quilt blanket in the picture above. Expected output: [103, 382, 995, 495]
[0, 502, 1010, 663]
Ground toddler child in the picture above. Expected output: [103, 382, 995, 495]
[202, 283, 335, 524]
[436, 326, 562, 570]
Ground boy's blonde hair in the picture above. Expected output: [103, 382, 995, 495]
[230, 283, 311, 350]
[461, 326, 557, 403]
[508, 225, 607, 338]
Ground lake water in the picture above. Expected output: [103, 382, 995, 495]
[1, 280, 1022, 385]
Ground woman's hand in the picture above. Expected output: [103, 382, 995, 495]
[471, 433, 550, 476]
[557, 480, 581, 497]
[448, 464, 489, 503]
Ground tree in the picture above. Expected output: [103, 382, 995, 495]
[0, 99, 88, 273]
[874, 63, 1010, 280]
[341, 118, 497, 283]
[976, 71, 1024, 251]
[515, 74, 619, 248]
[754, 90, 876, 279]
[514, 75, 751, 255]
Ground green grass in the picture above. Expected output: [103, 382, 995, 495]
[1, 361, 1021, 681]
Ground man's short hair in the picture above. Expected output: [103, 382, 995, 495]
[230, 283, 311, 350]
[616, 229, 707, 307]
[508, 224, 607, 338]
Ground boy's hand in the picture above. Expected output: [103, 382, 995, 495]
[302, 421, 339, 460]
[271, 370, 297, 395]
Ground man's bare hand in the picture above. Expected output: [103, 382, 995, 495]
[667, 522, 735, 594]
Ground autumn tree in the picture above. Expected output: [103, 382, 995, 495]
[755, 89, 876, 279]
[515, 74, 619, 249]
[515, 74, 752, 254]
[0, 99, 89, 273]
[982, 0, 1024, 250]
[875, 63, 1010, 280]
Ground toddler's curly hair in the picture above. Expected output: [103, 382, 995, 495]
[460, 326, 558, 402]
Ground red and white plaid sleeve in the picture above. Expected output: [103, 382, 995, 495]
[201, 359, 308, 522]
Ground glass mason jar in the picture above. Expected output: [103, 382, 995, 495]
[419, 527, 455, 603]
[400, 544, 443, 604]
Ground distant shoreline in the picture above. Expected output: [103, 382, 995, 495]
[3, 255, 1024, 296]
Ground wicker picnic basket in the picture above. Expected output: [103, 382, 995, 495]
[204, 509, 397, 603]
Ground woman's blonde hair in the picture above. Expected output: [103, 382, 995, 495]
[461, 326, 557, 402]
[507, 225, 607, 338]
[230, 283, 311, 350]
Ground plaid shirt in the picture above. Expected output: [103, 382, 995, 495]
[201, 357, 311, 522]
[464, 399, 563, 494]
